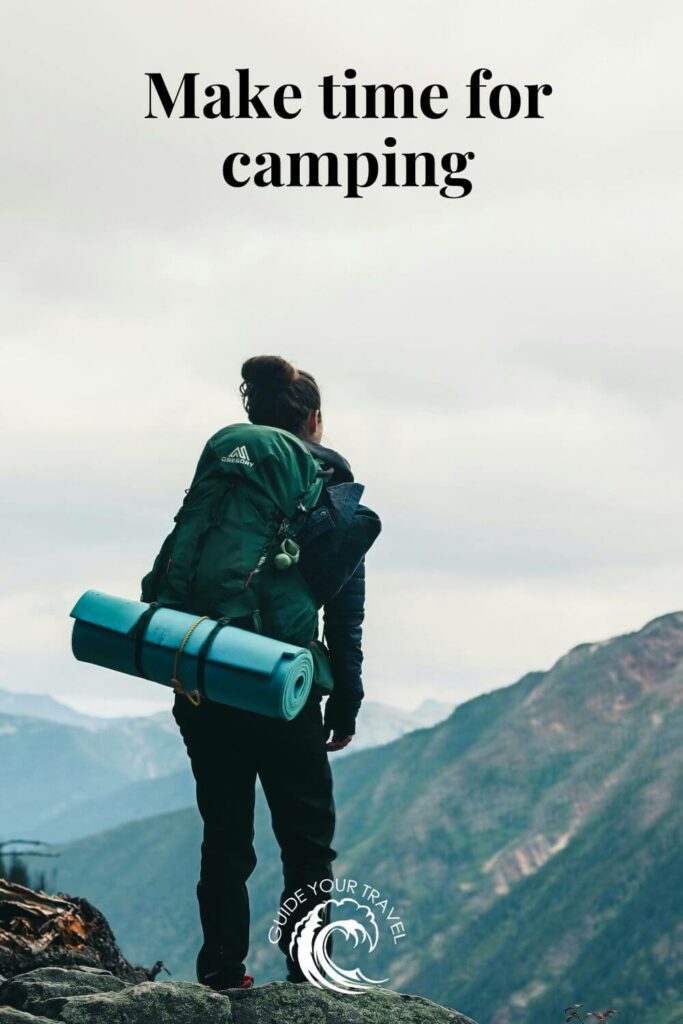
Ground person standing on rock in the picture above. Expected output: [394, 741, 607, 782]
[141, 356, 381, 990]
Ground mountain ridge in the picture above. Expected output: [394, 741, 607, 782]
[50, 610, 683, 1024]
[0, 693, 453, 843]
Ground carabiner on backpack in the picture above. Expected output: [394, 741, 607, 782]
[274, 537, 300, 571]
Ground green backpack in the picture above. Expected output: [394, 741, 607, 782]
[141, 424, 325, 651]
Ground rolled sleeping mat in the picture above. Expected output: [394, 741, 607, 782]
[70, 590, 314, 720]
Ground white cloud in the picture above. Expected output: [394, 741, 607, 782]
[2, 0, 682, 715]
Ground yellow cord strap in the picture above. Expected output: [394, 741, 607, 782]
[171, 616, 209, 706]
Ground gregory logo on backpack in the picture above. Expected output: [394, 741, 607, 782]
[222, 445, 253, 467]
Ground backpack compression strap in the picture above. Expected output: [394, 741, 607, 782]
[171, 616, 210, 706]
[133, 603, 159, 679]
[170, 611, 261, 705]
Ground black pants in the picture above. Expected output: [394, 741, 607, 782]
[173, 692, 336, 978]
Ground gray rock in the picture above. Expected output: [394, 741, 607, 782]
[54, 981, 233, 1024]
[0, 967, 125, 1017]
[0, 968, 476, 1024]
[229, 982, 475, 1024]
[0, 1010, 55, 1024]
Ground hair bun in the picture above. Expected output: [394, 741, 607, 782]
[241, 355, 296, 391]
[239, 354, 320, 436]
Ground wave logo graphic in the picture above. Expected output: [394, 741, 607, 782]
[289, 897, 389, 994]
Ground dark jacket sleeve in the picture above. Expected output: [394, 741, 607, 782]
[322, 557, 366, 737]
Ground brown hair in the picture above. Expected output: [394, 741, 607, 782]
[240, 356, 321, 438]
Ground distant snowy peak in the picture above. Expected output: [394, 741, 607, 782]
[0, 689, 96, 729]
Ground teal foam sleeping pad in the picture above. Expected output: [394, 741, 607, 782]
[70, 590, 314, 720]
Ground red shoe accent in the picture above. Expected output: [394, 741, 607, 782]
[240, 975, 254, 990]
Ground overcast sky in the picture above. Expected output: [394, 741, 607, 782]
[2, 0, 682, 716]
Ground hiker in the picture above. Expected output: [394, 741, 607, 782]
[141, 355, 381, 990]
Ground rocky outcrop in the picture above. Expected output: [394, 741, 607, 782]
[0, 882, 477, 1022]
[0, 882, 148, 984]
[0, 966, 477, 1024]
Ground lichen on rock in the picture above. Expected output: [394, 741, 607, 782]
[0, 968, 477, 1024]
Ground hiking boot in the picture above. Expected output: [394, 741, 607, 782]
[221, 974, 254, 991]
[197, 944, 251, 991]
[202, 968, 254, 991]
